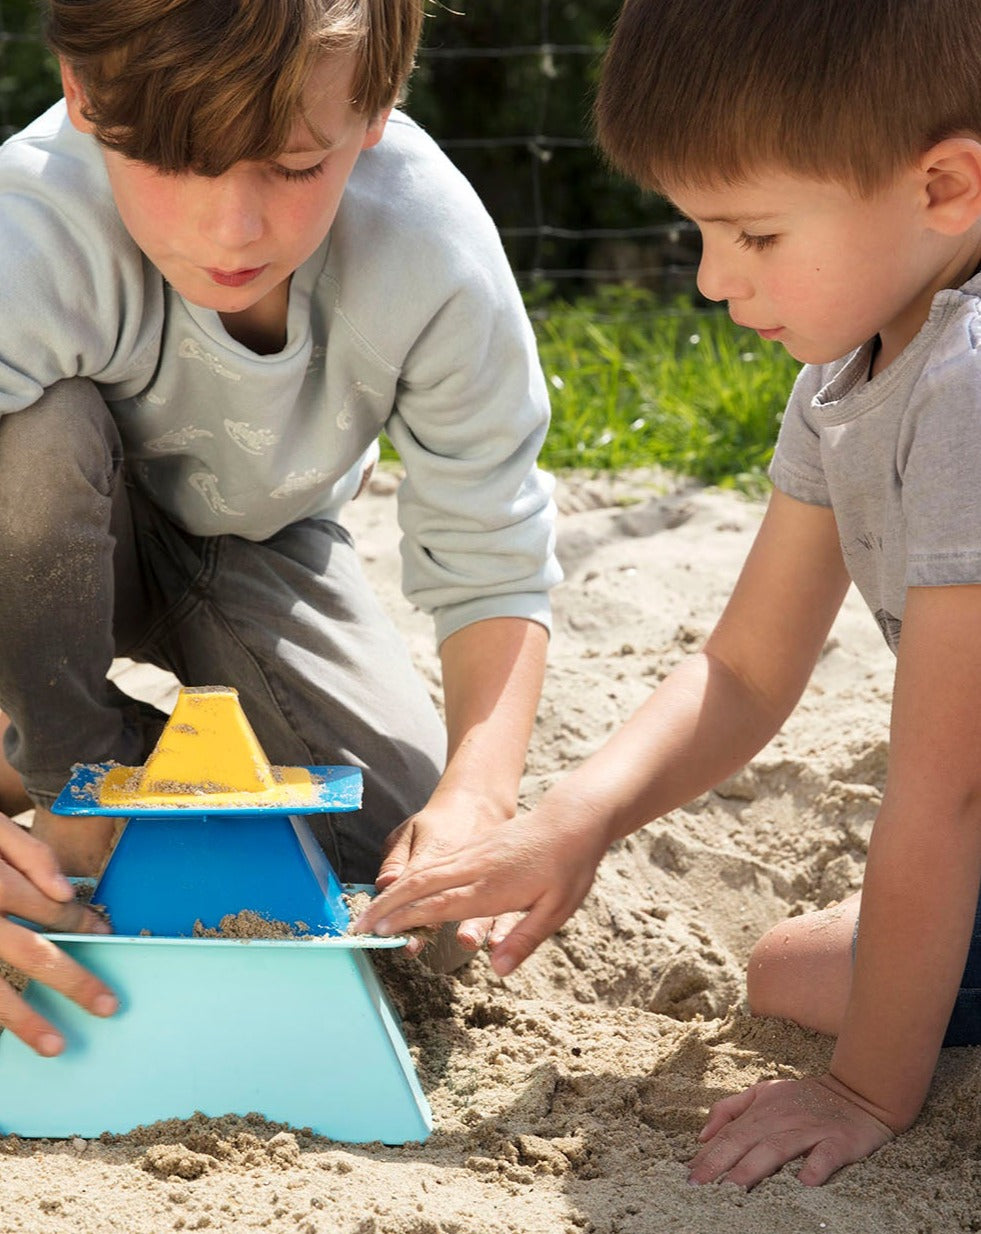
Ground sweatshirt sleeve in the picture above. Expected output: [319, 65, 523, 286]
[0, 103, 162, 414]
[332, 114, 562, 644]
[388, 232, 561, 644]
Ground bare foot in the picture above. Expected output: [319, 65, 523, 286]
[30, 806, 121, 878]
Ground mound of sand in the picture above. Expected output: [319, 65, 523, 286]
[0, 470, 976, 1234]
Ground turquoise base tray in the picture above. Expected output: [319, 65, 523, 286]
[0, 919, 431, 1143]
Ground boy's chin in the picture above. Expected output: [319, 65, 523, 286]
[176, 281, 268, 314]
[780, 337, 857, 366]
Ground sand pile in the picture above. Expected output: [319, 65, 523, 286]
[0, 471, 976, 1233]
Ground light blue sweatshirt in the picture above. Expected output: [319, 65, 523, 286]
[0, 103, 561, 643]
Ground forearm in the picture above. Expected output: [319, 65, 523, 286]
[830, 584, 981, 1127]
[435, 616, 549, 818]
[555, 491, 848, 847]
[551, 647, 796, 847]
[830, 802, 981, 1128]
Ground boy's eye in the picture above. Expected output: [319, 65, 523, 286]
[736, 231, 777, 252]
[272, 161, 327, 183]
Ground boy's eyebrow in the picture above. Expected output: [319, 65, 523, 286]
[673, 205, 779, 227]
[279, 142, 335, 156]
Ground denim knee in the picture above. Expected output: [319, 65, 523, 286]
[0, 379, 120, 563]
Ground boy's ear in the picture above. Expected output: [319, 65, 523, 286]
[919, 137, 981, 235]
[60, 59, 96, 135]
[361, 106, 393, 152]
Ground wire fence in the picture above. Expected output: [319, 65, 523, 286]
[412, 2, 701, 301]
[0, 0, 703, 307]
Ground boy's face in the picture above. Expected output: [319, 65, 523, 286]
[667, 169, 970, 370]
[63, 54, 389, 318]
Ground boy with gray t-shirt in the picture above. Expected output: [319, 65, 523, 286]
[359, 0, 981, 1190]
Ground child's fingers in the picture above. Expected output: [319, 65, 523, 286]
[0, 917, 118, 1055]
[797, 1139, 852, 1188]
[367, 886, 492, 937]
[0, 814, 75, 903]
[486, 912, 524, 949]
[375, 820, 414, 889]
[697, 1085, 761, 1141]
[487, 898, 569, 976]
[696, 1126, 819, 1189]
[456, 916, 492, 949]
[689, 1077, 896, 1187]
[0, 854, 108, 935]
[358, 860, 494, 935]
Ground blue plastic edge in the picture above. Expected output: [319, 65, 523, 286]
[51, 762, 363, 816]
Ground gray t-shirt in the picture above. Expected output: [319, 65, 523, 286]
[0, 103, 561, 644]
[769, 272, 981, 652]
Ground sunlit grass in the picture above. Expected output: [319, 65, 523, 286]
[532, 286, 801, 489]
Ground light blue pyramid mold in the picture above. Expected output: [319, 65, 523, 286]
[0, 690, 432, 1143]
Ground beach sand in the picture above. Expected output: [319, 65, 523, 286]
[0, 469, 977, 1233]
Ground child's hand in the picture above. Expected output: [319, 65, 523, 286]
[0, 813, 118, 1055]
[356, 790, 610, 974]
[688, 1073, 896, 1188]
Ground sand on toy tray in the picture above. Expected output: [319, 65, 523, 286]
[0, 470, 977, 1234]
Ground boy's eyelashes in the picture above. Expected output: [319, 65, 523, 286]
[736, 231, 777, 252]
[271, 160, 328, 183]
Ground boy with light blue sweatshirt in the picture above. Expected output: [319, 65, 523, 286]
[0, 0, 560, 1057]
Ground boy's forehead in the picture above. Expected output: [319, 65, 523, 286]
[282, 50, 362, 152]
[666, 171, 855, 222]
[305, 50, 361, 112]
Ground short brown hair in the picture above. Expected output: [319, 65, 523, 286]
[46, 0, 424, 175]
[596, 0, 981, 196]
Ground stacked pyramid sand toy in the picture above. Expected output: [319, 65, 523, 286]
[0, 687, 432, 1143]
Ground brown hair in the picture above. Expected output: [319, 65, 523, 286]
[595, 0, 981, 196]
[45, 0, 424, 175]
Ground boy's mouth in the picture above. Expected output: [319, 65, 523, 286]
[206, 266, 268, 288]
[733, 316, 784, 341]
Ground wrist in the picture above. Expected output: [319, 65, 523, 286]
[822, 1069, 914, 1135]
[538, 773, 620, 854]
[426, 775, 517, 826]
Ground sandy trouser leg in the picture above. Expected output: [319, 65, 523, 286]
[0, 379, 158, 807]
[0, 379, 447, 883]
[120, 469, 448, 884]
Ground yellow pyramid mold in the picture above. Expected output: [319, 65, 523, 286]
[97, 686, 318, 809]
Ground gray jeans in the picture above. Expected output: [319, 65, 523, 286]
[0, 379, 446, 882]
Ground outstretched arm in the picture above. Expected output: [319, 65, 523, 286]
[358, 490, 851, 970]
[690, 580, 981, 1186]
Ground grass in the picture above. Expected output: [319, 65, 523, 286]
[532, 285, 801, 490]
[381, 285, 802, 491]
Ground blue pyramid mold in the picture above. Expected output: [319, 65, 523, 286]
[0, 690, 433, 1143]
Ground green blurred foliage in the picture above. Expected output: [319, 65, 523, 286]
[0, 0, 61, 135]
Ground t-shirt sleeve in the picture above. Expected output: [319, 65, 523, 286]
[767, 363, 832, 507]
[901, 322, 981, 587]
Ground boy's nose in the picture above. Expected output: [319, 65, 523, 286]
[198, 175, 264, 250]
[696, 244, 751, 303]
